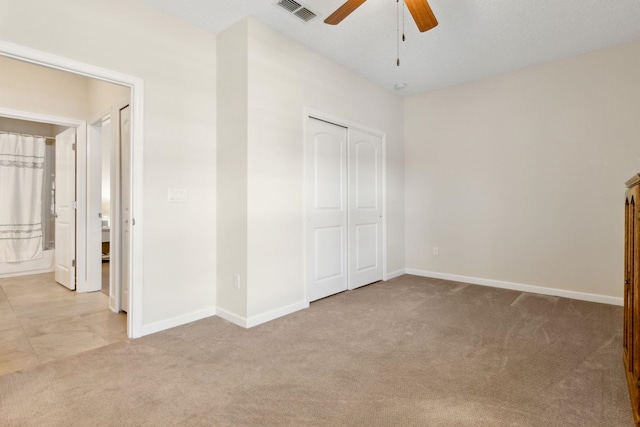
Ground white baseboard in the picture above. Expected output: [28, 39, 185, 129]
[215, 307, 247, 328]
[216, 300, 309, 329]
[384, 269, 406, 281]
[140, 306, 217, 336]
[247, 300, 309, 328]
[405, 269, 623, 306]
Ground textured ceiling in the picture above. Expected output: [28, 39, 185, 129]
[140, 0, 640, 97]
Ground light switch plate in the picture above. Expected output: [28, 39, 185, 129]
[168, 188, 188, 202]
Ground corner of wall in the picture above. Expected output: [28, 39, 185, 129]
[215, 18, 250, 320]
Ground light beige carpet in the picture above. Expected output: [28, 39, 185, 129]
[0, 275, 633, 426]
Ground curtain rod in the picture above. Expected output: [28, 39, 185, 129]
[0, 130, 55, 141]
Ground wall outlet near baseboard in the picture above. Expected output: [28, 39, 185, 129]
[432, 247, 439, 256]
[233, 274, 241, 289]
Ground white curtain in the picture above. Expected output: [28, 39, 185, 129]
[0, 133, 46, 262]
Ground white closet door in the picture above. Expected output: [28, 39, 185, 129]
[348, 129, 383, 289]
[306, 118, 348, 302]
[55, 127, 76, 290]
[119, 105, 131, 312]
[85, 120, 104, 293]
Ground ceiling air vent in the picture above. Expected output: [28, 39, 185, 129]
[277, 0, 301, 13]
[294, 7, 317, 22]
[276, 0, 317, 23]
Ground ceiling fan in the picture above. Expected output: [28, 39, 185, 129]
[324, 0, 438, 32]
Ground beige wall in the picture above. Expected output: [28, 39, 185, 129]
[0, 56, 89, 119]
[87, 79, 130, 122]
[0, 0, 217, 327]
[0, 117, 56, 136]
[216, 18, 405, 323]
[405, 40, 640, 299]
[7, 0, 631, 331]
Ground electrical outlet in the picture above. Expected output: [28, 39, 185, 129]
[233, 274, 241, 289]
[432, 247, 439, 256]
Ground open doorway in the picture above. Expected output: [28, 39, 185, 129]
[88, 102, 130, 313]
[0, 113, 128, 376]
[0, 56, 130, 298]
[0, 117, 65, 277]
[0, 41, 143, 338]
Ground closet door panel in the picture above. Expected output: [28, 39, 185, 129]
[314, 133, 344, 210]
[355, 223, 378, 270]
[306, 118, 348, 302]
[348, 129, 383, 289]
[314, 226, 344, 281]
[354, 142, 377, 209]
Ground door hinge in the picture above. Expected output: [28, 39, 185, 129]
[72, 201, 77, 209]
[72, 143, 76, 151]
[71, 260, 76, 268]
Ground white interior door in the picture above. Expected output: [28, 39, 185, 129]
[55, 127, 76, 290]
[348, 129, 383, 289]
[86, 119, 105, 293]
[306, 118, 348, 302]
[109, 106, 121, 312]
[119, 105, 131, 312]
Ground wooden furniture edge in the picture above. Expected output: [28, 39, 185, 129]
[626, 174, 640, 189]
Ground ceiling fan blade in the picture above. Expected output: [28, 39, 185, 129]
[324, 0, 367, 25]
[405, 0, 438, 32]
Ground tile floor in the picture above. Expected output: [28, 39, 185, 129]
[101, 260, 110, 296]
[0, 272, 127, 376]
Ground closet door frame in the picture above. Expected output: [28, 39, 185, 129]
[303, 108, 387, 303]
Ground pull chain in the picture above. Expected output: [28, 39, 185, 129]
[397, 0, 407, 66]
[402, 0, 406, 42]
[396, 0, 400, 66]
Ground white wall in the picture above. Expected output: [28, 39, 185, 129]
[243, 18, 405, 320]
[0, 0, 217, 328]
[405, 40, 640, 300]
[216, 18, 405, 325]
[216, 20, 249, 319]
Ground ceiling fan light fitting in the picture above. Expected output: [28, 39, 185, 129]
[394, 83, 407, 90]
